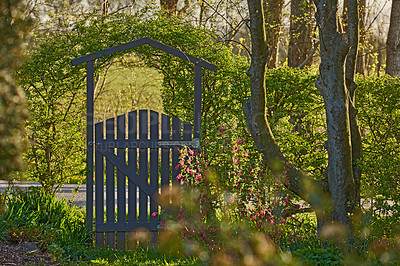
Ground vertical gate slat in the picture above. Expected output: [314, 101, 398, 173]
[95, 122, 104, 248]
[127, 111, 137, 249]
[138, 110, 148, 229]
[105, 118, 115, 249]
[171, 118, 181, 202]
[161, 114, 171, 207]
[116, 114, 126, 249]
[182, 122, 192, 141]
[149, 111, 159, 246]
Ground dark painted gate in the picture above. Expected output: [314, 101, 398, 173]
[94, 110, 195, 249]
[71, 38, 217, 249]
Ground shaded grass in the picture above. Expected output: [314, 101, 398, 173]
[77, 247, 200, 265]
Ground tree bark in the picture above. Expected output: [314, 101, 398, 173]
[288, 0, 314, 67]
[356, 0, 366, 75]
[246, 0, 360, 237]
[245, 0, 328, 223]
[263, 0, 284, 69]
[160, 0, 179, 16]
[344, 0, 362, 212]
[386, 0, 400, 77]
[313, 0, 358, 227]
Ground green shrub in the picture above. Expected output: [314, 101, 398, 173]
[264, 67, 326, 178]
[356, 74, 400, 242]
[293, 245, 343, 265]
[0, 187, 90, 261]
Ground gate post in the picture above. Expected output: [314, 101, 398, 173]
[194, 65, 202, 139]
[86, 61, 95, 234]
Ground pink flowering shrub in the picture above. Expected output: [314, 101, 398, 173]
[164, 124, 311, 260]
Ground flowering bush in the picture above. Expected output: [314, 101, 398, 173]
[162, 124, 313, 262]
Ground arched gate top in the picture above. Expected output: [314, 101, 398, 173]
[71, 37, 218, 71]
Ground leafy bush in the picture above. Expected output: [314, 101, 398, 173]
[0, 187, 90, 261]
[159, 131, 314, 263]
[355, 75, 400, 244]
[293, 245, 342, 265]
[356, 75, 400, 202]
[18, 12, 250, 189]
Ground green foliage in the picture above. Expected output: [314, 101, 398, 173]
[265, 67, 326, 178]
[0, 0, 30, 179]
[18, 33, 87, 192]
[131, 15, 251, 136]
[356, 75, 400, 241]
[293, 245, 343, 265]
[356, 75, 400, 201]
[18, 12, 250, 188]
[0, 187, 90, 261]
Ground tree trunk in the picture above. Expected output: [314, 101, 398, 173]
[288, 0, 314, 68]
[344, 0, 362, 212]
[160, 0, 179, 16]
[263, 0, 284, 69]
[386, 0, 400, 77]
[314, 0, 358, 228]
[356, 0, 366, 75]
[245, 0, 329, 226]
[246, 0, 360, 237]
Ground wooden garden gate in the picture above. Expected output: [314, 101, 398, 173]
[71, 38, 217, 249]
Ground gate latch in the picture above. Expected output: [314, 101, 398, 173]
[157, 138, 200, 149]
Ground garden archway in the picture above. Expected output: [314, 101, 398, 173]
[72, 37, 217, 249]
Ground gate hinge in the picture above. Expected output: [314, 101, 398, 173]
[88, 141, 99, 146]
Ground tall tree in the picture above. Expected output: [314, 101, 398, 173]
[356, 0, 366, 74]
[160, 0, 178, 15]
[0, 0, 29, 179]
[244, 0, 361, 233]
[288, 0, 314, 68]
[386, 0, 400, 77]
[160, 0, 190, 17]
[264, 0, 284, 69]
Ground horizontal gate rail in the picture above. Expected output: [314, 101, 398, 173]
[96, 222, 161, 232]
[93, 138, 199, 149]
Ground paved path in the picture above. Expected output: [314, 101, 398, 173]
[1, 180, 397, 216]
[0, 180, 87, 208]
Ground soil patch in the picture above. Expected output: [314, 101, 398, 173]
[0, 240, 57, 265]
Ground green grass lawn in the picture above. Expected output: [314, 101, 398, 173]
[94, 59, 164, 123]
